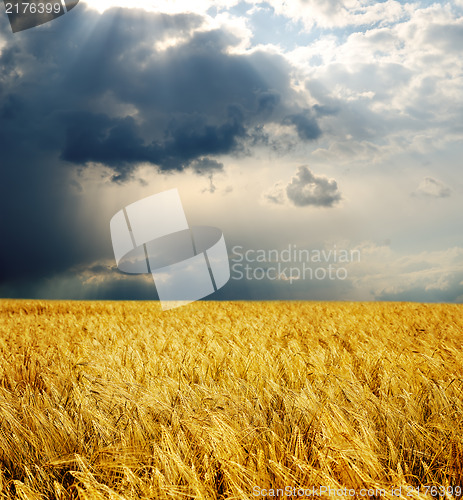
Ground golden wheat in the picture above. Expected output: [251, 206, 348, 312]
[0, 300, 462, 499]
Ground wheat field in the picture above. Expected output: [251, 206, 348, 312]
[0, 300, 463, 499]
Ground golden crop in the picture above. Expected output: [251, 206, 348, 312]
[0, 300, 463, 499]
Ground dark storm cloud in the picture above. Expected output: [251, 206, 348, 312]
[1, 6, 321, 182]
[0, 6, 207, 286]
[0, 5, 322, 296]
[286, 166, 342, 207]
[60, 106, 244, 180]
[57, 22, 307, 178]
[284, 110, 322, 141]
[257, 89, 281, 115]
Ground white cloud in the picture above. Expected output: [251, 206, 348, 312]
[263, 181, 286, 205]
[345, 243, 463, 301]
[274, 3, 463, 167]
[264, 166, 342, 207]
[265, 0, 409, 29]
[413, 177, 452, 198]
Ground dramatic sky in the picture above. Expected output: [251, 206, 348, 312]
[1, 0, 463, 302]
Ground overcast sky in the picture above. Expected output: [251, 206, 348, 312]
[1, 0, 462, 302]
